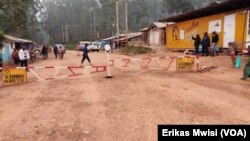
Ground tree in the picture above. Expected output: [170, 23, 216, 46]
[0, 0, 42, 36]
[0, 28, 4, 47]
[162, 0, 195, 16]
[40, 0, 221, 43]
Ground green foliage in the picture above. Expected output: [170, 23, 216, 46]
[65, 42, 77, 50]
[119, 45, 152, 55]
[98, 0, 116, 27]
[0, 29, 4, 39]
[0, 0, 42, 36]
[41, 0, 217, 43]
[0, 28, 4, 47]
[162, 0, 194, 15]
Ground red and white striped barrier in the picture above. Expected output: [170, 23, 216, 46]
[27, 65, 106, 82]
[108, 55, 199, 71]
[0, 65, 107, 88]
[0, 55, 200, 88]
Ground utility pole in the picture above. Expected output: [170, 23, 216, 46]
[116, 0, 119, 47]
[125, 0, 128, 45]
[61, 25, 65, 43]
[65, 25, 68, 43]
[94, 6, 96, 40]
[125, 0, 128, 35]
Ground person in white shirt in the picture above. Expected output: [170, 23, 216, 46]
[18, 47, 30, 68]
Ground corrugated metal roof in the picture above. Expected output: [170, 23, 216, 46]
[3, 34, 33, 43]
[140, 27, 149, 31]
[119, 32, 142, 41]
[141, 22, 175, 32]
[152, 22, 167, 28]
[102, 34, 127, 41]
[159, 0, 250, 22]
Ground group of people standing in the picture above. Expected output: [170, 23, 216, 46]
[11, 43, 94, 69]
[12, 44, 49, 68]
[12, 47, 30, 68]
[53, 45, 65, 59]
[192, 31, 219, 57]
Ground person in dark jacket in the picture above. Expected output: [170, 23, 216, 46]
[53, 45, 58, 58]
[201, 32, 210, 56]
[81, 44, 92, 65]
[211, 31, 219, 56]
[192, 34, 201, 55]
[41, 45, 48, 60]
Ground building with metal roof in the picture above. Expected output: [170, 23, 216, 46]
[159, 0, 250, 50]
[0, 35, 34, 66]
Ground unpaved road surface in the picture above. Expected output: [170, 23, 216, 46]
[0, 51, 250, 141]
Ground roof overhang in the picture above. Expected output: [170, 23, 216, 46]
[119, 32, 142, 42]
[102, 34, 127, 41]
[140, 27, 149, 31]
[159, 0, 250, 22]
[151, 22, 167, 29]
[3, 34, 34, 43]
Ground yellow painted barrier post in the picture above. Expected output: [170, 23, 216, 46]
[3, 67, 27, 86]
[176, 56, 195, 72]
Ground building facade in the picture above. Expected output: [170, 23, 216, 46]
[141, 22, 167, 46]
[160, 0, 250, 50]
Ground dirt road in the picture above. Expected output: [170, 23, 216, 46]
[0, 51, 250, 141]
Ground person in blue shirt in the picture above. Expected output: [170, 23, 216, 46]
[81, 44, 92, 65]
[201, 32, 210, 56]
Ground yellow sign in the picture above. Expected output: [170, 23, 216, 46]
[176, 57, 195, 71]
[3, 68, 27, 86]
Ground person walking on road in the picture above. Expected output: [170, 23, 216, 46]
[53, 45, 58, 58]
[41, 45, 48, 59]
[81, 44, 92, 66]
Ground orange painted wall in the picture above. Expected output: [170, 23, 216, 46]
[166, 10, 248, 49]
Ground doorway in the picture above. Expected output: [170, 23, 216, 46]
[223, 14, 236, 48]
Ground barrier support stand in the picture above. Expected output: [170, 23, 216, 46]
[106, 52, 112, 78]
[196, 54, 200, 72]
